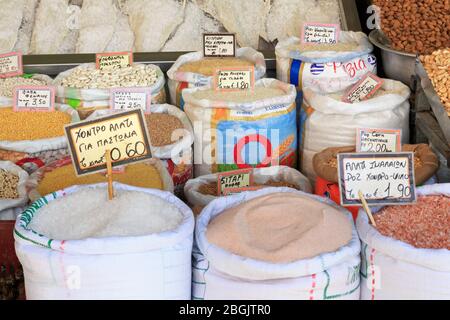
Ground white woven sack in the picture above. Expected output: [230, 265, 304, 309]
[358, 183, 450, 300]
[185, 166, 312, 208]
[15, 183, 194, 300]
[0, 74, 53, 107]
[276, 31, 376, 93]
[300, 79, 411, 184]
[0, 161, 28, 212]
[193, 187, 361, 300]
[0, 104, 80, 154]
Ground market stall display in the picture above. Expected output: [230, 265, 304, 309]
[183, 79, 297, 177]
[300, 79, 411, 184]
[167, 48, 266, 108]
[15, 183, 194, 300]
[54, 63, 165, 119]
[193, 187, 361, 300]
[358, 184, 450, 300]
[184, 166, 312, 215]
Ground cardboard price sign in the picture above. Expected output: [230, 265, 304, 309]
[110, 88, 150, 113]
[343, 72, 384, 103]
[13, 86, 55, 111]
[96, 51, 133, 71]
[215, 67, 255, 91]
[217, 169, 253, 196]
[0, 52, 23, 78]
[65, 109, 152, 176]
[222, 186, 263, 196]
[203, 33, 236, 57]
[302, 23, 340, 44]
[356, 128, 402, 153]
[338, 152, 416, 206]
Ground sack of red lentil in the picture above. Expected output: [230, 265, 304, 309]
[183, 78, 298, 177]
[167, 47, 266, 109]
[0, 104, 80, 155]
[0, 74, 53, 107]
[0, 161, 29, 212]
[53, 63, 166, 119]
[185, 166, 312, 215]
[88, 104, 194, 198]
[276, 31, 376, 94]
[357, 183, 450, 300]
[193, 187, 361, 300]
[300, 79, 411, 184]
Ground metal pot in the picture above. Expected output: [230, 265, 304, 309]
[369, 29, 416, 87]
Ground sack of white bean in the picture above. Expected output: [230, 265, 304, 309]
[357, 183, 450, 300]
[0, 74, 53, 107]
[0, 161, 28, 212]
[53, 63, 166, 119]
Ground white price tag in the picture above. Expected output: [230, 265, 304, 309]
[343, 73, 384, 103]
[13, 86, 55, 111]
[302, 23, 340, 44]
[357, 129, 402, 153]
[215, 67, 254, 91]
[0, 52, 23, 78]
[203, 33, 236, 57]
[110, 88, 150, 113]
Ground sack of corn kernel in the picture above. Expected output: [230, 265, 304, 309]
[276, 32, 376, 94]
[0, 161, 29, 212]
[15, 183, 194, 300]
[300, 79, 411, 184]
[193, 187, 361, 300]
[167, 47, 266, 109]
[183, 78, 298, 177]
[26, 156, 174, 202]
[0, 104, 79, 155]
[53, 63, 166, 119]
[0, 74, 53, 107]
[357, 183, 450, 300]
[185, 166, 312, 215]
[88, 104, 194, 197]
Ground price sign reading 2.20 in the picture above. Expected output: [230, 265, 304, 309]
[65, 109, 152, 176]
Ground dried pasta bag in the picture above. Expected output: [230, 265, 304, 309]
[26, 157, 174, 202]
[276, 32, 376, 94]
[184, 166, 312, 215]
[300, 79, 411, 184]
[357, 184, 450, 300]
[0, 74, 53, 107]
[0, 104, 79, 154]
[0, 161, 28, 212]
[88, 104, 193, 197]
[183, 78, 298, 177]
[53, 63, 166, 119]
[193, 187, 361, 300]
[167, 47, 266, 109]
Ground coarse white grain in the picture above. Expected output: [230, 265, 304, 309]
[0, 77, 47, 97]
[29, 188, 183, 240]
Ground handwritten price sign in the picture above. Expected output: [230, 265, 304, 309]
[302, 23, 340, 45]
[343, 73, 384, 103]
[96, 51, 133, 71]
[65, 109, 152, 176]
[217, 168, 253, 196]
[215, 67, 255, 92]
[356, 128, 402, 153]
[203, 33, 236, 57]
[110, 88, 151, 113]
[338, 152, 416, 206]
[0, 52, 23, 78]
[13, 86, 55, 111]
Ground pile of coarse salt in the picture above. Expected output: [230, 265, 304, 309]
[374, 196, 450, 250]
[29, 188, 183, 240]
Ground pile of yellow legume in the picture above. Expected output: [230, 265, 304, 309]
[0, 108, 71, 141]
[37, 162, 164, 197]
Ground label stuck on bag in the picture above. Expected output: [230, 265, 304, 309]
[13, 86, 55, 112]
[338, 152, 416, 206]
[203, 33, 236, 57]
[65, 109, 152, 176]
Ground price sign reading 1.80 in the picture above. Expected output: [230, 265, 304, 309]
[215, 67, 255, 92]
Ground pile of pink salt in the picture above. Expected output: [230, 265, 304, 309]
[206, 193, 352, 263]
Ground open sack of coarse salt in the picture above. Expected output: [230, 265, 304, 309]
[167, 47, 266, 109]
[300, 79, 411, 185]
[276, 31, 376, 94]
[193, 187, 361, 300]
[358, 183, 450, 300]
[15, 183, 194, 300]
[183, 78, 298, 177]
[184, 166, 312, 216]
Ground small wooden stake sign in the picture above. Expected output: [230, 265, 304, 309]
[105, 149, 114, 200]
[358, 190, 377, 227]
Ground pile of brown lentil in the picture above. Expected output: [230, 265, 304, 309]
[0, 169, 19, 199]
[146, 113, 184, 147]
[198, 180, 300, 196]
[0, 108, 71, 141]
[374, 196, 450, 250]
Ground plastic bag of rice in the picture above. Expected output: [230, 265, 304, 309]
[167, 47, 266, 109]
[15, 183, 194, 300]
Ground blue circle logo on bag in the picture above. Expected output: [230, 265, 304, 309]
[310, 63, 325, 75]
[368, 55, 377, 66]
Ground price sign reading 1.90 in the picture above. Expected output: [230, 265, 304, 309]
[215, 67, 255, 92]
